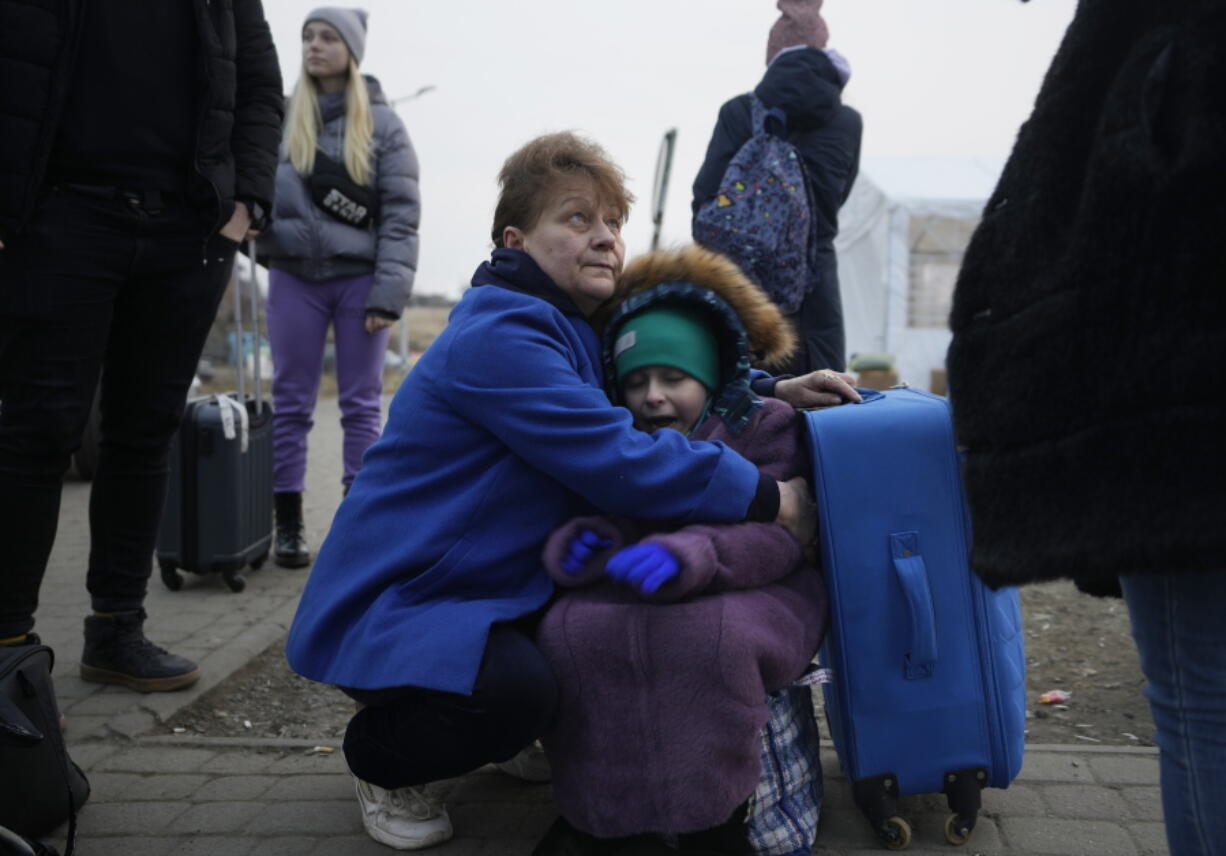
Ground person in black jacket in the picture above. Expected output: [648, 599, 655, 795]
[947, 2, 1226, 853]
[693, 0, 862, 375]
[0, 0, 283, 692]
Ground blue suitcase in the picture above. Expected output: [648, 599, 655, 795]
[802, 387, 1026, 849]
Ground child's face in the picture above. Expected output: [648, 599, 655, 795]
[621, 366, 710, 435]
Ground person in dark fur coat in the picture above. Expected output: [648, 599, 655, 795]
[534, 245, 828, 856]
[692, 0, 862, 375]
[946, 2, 1226, 853]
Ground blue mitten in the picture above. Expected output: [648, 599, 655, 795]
[562, 529, 613, 575]
[605, 542, 680, 594]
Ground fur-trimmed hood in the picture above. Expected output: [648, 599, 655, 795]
[596, 244, 797, 435]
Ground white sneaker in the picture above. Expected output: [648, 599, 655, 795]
[353, 776, 453, 850]
[493, 741, 552, 783]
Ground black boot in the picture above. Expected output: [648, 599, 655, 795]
[274, 491, 311, 568]
[80, 609, 201, 692]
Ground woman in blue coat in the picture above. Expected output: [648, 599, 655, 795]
[286, 131, 855, 851]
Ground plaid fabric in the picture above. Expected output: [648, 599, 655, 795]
[746, 682, 823, 856]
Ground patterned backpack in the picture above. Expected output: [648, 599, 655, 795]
[693, 96, 815, 315]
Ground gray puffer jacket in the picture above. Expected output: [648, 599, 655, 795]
[259, 75, 420, 317]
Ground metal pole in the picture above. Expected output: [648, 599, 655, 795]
[651, 128, 678, 251]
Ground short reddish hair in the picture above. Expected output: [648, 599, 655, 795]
[491, 131, 635, 247]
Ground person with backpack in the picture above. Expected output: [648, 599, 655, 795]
[531, 244, 829, 856]
[692, 0, 862, 375]
[257, 6, 421, 569]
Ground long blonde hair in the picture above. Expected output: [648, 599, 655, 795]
[285, 56, 374, 186]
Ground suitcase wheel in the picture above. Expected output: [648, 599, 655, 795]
[880, 816, 911, 850]
[249, 551, 268, 571]
[160, 562, 183, 591]
[942, 768, 984, 845]
[222, 570, 246, 593]
[944, 813, 976, 846]
[854, 775, 909, 849]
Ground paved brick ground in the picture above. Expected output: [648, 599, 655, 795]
[28, 395, 1169, 855]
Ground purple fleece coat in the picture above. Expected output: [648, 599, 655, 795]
[538, 397, 828, 837]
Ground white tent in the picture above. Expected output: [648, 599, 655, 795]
[835, 157, 1004, 391]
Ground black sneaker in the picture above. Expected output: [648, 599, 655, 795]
[80, 610, 201, 692]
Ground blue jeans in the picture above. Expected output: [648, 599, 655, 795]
[1121, 572, 1226, 856]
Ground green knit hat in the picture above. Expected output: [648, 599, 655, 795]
[612, 305, 721, 392]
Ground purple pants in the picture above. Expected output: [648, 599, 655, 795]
[266, 269, 390, 493]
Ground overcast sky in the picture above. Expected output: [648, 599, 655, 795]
[259, 0, 1078, 299]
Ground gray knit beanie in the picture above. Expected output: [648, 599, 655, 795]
[305, 7, 369, 65]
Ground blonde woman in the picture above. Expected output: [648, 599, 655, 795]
[259, 7, 420, 568]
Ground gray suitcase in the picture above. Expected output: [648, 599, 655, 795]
[156, 242, 273, 592]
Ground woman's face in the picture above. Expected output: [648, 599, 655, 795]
[503, 182, 626, 316]
[302, 22, 350, 84]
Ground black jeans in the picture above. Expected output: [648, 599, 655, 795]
[342, 624, 558, 789]
[0, 186, 234, 637]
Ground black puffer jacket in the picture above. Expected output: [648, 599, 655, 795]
[0, 0, 283, 240]
[692, 47, 862, 373]
[947, 0, 1226, 592]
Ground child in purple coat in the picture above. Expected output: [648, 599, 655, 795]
[534, 245, 830, 856]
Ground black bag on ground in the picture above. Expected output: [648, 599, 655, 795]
[0, 641, 89, 848]
[306, 149, 377, 229]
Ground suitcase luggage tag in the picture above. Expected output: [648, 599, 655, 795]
[215, 395, 250, 452]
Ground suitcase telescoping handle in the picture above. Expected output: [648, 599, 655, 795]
[230, 241, 263, 411]
[889, 531, 938, 680]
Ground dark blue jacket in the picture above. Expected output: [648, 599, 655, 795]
[286, 249, 763, 693]
[693, 48, 862, 373]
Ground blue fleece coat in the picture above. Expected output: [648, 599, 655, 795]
[285, 249, 762, 694]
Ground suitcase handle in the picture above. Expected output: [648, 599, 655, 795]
[890, 531, 937, 679]
[230, 242, 264, 411]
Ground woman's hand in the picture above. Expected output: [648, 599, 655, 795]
[774, 370, 861, 408]
[775, 476, 817, 546]
[365, 314, 395, 334]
